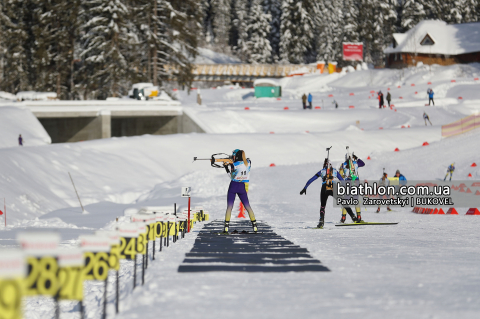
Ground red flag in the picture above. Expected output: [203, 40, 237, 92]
[0, 210, 3, 215]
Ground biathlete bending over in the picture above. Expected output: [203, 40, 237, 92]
[223, 149, 258, 233]
[300, 158, 344, 228]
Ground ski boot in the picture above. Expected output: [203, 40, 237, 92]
[356, 213, 364, 223]
[251, 220, 258, 233]
[387, 207, 392, 212]
[376, 207, 380, 213]
[316, 219, 324, 229]
[222, 221, 230, 234]
[339, 215, 346, 223]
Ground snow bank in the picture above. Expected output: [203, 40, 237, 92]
[0, 106, 51, 148]
[0, 91, 16, 101]
[16, 91, 57, 101]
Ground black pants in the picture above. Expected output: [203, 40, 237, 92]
[429, 98, 434, 105]
[319, 184, 353, 216]
[303, 102, 306, 109]
[320, 183, 333, 208]
[320, 184, 354, 220]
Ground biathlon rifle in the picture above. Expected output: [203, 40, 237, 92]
[193, 153, 233, 168]
[346, 146, 358, 181]
[326, 145, 333, 174]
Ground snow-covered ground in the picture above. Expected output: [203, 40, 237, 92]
[1, 63, 480, 318]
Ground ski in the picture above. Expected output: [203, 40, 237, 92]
[335, 222, 399, 227]
[212, 231, 262, 235]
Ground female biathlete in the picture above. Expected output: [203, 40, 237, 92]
[300, 158, 344, 228]
[223, 149, 258, 233]
[340, 152, 365, 222]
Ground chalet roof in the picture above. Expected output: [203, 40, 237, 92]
[385, 20, 480, 56]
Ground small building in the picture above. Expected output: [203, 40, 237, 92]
[384, 20, 480, 68]
[253, 79, 281, 98]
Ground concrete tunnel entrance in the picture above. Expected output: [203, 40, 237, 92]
[111, 116, 177, 137]
[35, 111, 204, 143]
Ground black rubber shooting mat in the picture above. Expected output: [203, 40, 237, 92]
[178, 220, 330, 272]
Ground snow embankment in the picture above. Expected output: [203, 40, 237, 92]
[0, 106, 51, 148]
[1, 125, 441, 224]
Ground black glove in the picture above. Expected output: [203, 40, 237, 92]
[224, 163, 231, 174]
[352, 153, 358, 161]
[300, 188, 306, 195]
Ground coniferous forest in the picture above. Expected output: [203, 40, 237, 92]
[0, 0, 479, 99]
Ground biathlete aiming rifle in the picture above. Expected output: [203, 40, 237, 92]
[193, 153, 233, 168]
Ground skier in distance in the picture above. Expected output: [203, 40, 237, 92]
[444, 163, 455, 181]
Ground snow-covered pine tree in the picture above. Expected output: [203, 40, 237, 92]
[131, 0, 170, 87]
[0, 0, 30, 93]
[262, 0, 282, 62]
[427, 0, 463, 24]
[401, 0, 426, 31]
[342, 0, 360, 44]
[279, 0, 316, 64]
[460, 0, 478, 22]
[201, 0, 215, 46]
[166, 0, 201, 90]
[80, 0, 137, 99]
[377, 0, 398, 64]
[234, 0, 250, 61]
[246, 0, 272, 63]
[316, 0, 342, 63]
[30, 0, 80, 99]
[316, 0, 361, 66]
[357, 0, 376, 65]
[212, 0, 233, 53]
[30, 0, 55, 93]
[358, 0, 397, 67]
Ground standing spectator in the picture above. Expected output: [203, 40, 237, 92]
[395, 169, 407, 199]
[196, 90, 202, 105]
[427, 88, 434, 106]
[423, 112, 432, 126]
[378, 91, 384, 109]
[386, 91, 391, 107]
[18, 134, 23, 146]
[307, 93, 313, 109]
[302, 93, 307, 109]
[333, 100, 338, 109]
